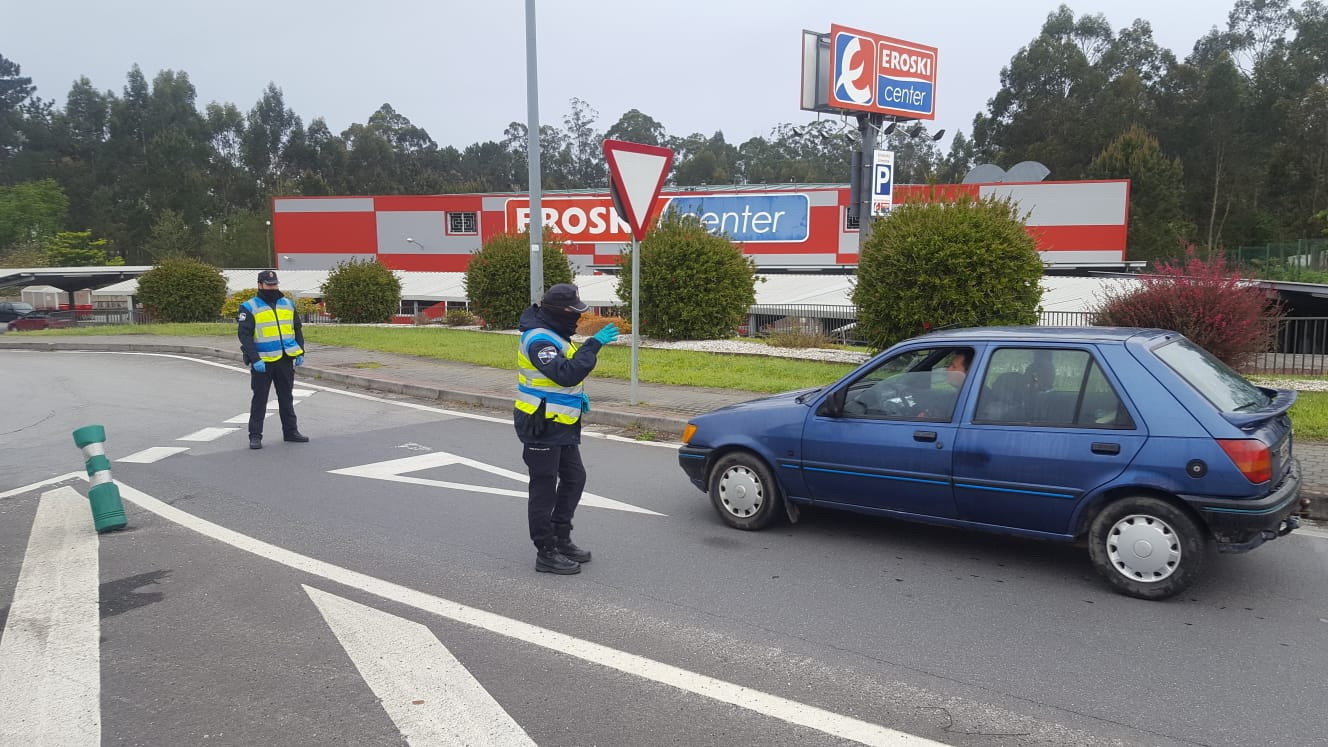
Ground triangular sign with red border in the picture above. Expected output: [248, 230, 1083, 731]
[603, 139, 674, 241]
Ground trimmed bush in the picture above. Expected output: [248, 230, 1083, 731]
[135, 257, 228, 323]
[853, 195, 1043, 351]
[1092, 247, 1280, 367]
[320, 259, 402, 323]
[615, 211, 758, 340]
[222, 288, 318, 318]
[464, 230, 573, 329]
[443, 308, 477, 326]
[576, 312, 631, 336]
[766, 330, 835, 349]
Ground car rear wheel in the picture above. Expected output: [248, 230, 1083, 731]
[1088, 496, 1208, 600]
[708, 452, 782, 531]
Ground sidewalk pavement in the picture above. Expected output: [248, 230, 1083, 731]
[3, 333, 1324, 520]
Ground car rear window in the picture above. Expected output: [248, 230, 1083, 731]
[1153, 338, 1270, 412]
[10, 303, 34, 314]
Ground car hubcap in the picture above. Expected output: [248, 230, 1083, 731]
[718, 466, 763, 517]
[1105, 514, 1182, 582]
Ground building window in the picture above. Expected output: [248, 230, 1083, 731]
[843, 208, 859, 231]
[447, 212, 478, 235]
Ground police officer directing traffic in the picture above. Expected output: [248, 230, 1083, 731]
[515, 283, 619, 574]
[237, 270, 309, 450]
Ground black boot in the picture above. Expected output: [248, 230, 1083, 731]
[554, 524, 591, 563]
[535, 543, 580, 575]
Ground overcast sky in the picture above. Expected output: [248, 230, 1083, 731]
[5, 1, 1239, 151]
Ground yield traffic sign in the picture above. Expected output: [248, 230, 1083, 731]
[602, 139, 674, 241]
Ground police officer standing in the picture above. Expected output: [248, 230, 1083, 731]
[515, 283, 619, 574]
[237, 270, 309, 450]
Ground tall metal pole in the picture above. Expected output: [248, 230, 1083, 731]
[525, 0, 544, 303]
[857, 113, 880, 252]
[630, 236, 640, 404]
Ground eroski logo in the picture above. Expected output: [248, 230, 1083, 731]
[834, 32, 873, 106]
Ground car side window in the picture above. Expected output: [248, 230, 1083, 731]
[973, 347, 1133, 428]
[840, 347, 973, 421]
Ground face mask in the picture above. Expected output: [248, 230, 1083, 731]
[258, 289, 284, 304]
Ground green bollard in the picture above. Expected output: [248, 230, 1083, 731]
[72, 424, 128, 532]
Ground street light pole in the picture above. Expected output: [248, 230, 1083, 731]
[266, 220, 274, 269]
[525, 0, 544, 303]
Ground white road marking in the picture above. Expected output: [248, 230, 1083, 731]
[19, 351, 682, 449]
[121, 446, 191, 463]
[113, 480, 943, 746]
[305, 586, 536, 746]
[225, 413, 270, 424]
[0, 471, 83, 500]
[292, 389, 316, 397]
[178, 427, 239, 442]
[328, 452, 665, 516]
[0, 487, 100, 745]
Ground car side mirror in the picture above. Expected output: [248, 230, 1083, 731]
[818, 388, 846, 418]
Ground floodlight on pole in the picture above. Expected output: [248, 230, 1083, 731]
[405, 237, 424, 250]
[932, 129, 947, 142]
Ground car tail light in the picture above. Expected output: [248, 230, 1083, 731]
[1217, 439, 1272, 483]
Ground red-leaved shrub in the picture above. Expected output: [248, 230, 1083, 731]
[1092, 247, 1280, 368]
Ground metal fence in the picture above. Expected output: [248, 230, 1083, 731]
[1233, 239, 1328, 276]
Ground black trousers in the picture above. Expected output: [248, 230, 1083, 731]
[523, 444, 586, 548]
[249, 357, 298, 438]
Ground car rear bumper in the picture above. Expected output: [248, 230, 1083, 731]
[1180, 459, 1305, 552]
[678, 446, 711, 491]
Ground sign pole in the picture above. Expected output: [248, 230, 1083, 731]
[630, 236, 640, 405]
[601, 138, 674, 406]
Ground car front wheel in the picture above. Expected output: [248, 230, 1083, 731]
[708, 452, 782, 531]
[1088, 496, 1208, 600]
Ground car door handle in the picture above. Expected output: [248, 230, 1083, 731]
[1091, 442, 1121, 455]
[914, 431, 937, 442]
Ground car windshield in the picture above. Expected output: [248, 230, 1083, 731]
[1153, 338, 1270, 412]
[12, 303, 34, 314]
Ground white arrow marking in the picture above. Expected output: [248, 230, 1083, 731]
[0, 486, 100, 745]
[121, 446, 191, 463]
[305, 586, 536, 746]
[328, 452, 664, 516]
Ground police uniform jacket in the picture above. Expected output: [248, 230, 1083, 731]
[513, 304, 604, 446]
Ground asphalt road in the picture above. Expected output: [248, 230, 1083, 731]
[2, 350, 1326, 746]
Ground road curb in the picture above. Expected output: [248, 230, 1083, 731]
[0, 339, 691, 437]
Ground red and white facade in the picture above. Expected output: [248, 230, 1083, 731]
[271, 179, 1130, 273]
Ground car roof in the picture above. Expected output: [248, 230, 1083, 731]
[914, 326, 1175, 345]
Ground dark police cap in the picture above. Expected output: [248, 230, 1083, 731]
[257, 270, 279, 284]
[540, 283, 588, 313]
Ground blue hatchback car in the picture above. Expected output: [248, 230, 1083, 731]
[678, 327, 1305, 600]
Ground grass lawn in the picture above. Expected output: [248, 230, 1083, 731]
[19, 323, 856, 394]
[21, 323, 1328, 438]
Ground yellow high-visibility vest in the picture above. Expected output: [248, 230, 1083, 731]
[243, 297, 304, 363]
[515, 328, 583, 425]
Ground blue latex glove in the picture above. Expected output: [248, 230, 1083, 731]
[252, 360, 266, 373]
[294, 355, 304, 367]
[592, 323, 620, 345]
[581, 393, 591, 413]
